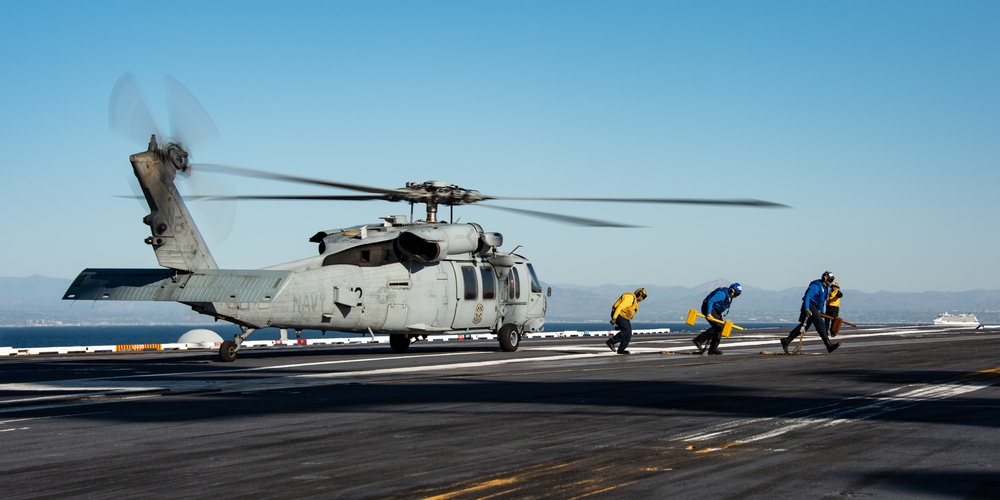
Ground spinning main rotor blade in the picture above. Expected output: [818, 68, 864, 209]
[482, 195, 789, 208]
[188, 194, 386, 202]
[187, 194, 639, 227]
[195, 164, 398, 196]
[479, 205, 642, 228]
[197, 164, 789, 209]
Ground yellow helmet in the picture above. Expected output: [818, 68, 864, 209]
[635, 287, 647, 299]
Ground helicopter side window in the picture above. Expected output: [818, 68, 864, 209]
[527, 263, 543, 294]
[461, 266, 478, 300]
[480, 266, 495, 300]
[508, 267, 521, 300]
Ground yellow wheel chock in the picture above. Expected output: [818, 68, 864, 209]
[685, 309, 744, 338]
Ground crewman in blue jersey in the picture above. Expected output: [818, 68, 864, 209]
[781, 271, 841, 353]
[692, 283, 742, 355]
[606, 287, 647, 355]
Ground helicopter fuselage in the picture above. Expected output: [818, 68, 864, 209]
[191, 222, 547, 338]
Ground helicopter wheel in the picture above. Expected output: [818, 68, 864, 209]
[497, 324, 520, 352]
[389, 334, 411, 353]
[219, 340, 238, 362]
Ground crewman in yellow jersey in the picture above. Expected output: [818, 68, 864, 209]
[825, 282, 843, 336]
[606, 287, 647, 355]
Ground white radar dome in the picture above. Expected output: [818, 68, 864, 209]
[177, 329, 224, 348]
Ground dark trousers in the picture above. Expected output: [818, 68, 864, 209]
[694, 321, 723, 351]
[786, 304, 833, 345]
[611, 316, 632, 353]
[824, 305, 840, 332]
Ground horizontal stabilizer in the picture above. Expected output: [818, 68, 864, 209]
[63, 268, 293, 303]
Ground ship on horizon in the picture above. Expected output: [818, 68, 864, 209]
[932, 312, 981, 327]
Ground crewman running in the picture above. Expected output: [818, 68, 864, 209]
[692, 283, 742, 355]
[606, 287, 647, 355]
[781, 271, 841, 353]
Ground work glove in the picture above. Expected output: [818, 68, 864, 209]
[803, 308, 812, 318]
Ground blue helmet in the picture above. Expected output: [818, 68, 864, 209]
[729, 283, 742, 297]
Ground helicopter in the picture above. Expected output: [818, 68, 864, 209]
[62, 74, 787, 362]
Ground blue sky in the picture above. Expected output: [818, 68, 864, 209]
[2, 1, 998, 293]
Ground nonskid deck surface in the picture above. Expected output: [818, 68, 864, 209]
[1, 325, 997, 499]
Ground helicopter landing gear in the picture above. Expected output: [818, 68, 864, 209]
[497, 324, 520, 352]
[389, 333, 411, 353]
[219, 340, 238, 362]
[219, 328, 255, 362]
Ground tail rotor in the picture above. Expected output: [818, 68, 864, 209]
[109, 72, 233, 245]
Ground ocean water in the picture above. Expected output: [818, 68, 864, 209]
[0, 322, 797, 349]
[0, 325, 238, 349]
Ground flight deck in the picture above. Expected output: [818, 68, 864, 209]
[1, 325, 997, 498]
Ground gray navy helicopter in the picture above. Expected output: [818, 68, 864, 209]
[63, 74, 786, 362]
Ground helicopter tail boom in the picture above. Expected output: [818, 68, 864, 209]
[63, 268, 293, 303]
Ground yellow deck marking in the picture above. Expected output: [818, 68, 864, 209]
[422, 477, 518, 500]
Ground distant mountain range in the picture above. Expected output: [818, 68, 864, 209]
[2, 275, 998, 327]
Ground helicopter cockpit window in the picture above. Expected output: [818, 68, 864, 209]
[461, 266, 478, 300]
[508, 267, 521, 300]
[480, 266, 496, 300]
[527, 263, 543, 294]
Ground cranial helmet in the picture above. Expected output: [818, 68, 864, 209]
[822, 271, 835, 283]
[729, 283, 742, 297]
[635, 287, 647, 299]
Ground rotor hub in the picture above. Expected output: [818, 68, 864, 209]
[165, 142, 190, 173]
[401, 181, 484, 206]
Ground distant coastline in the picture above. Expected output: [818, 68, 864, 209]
[2, 275, 998, 327]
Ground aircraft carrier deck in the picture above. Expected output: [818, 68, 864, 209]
[2, 325, 997, 499]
